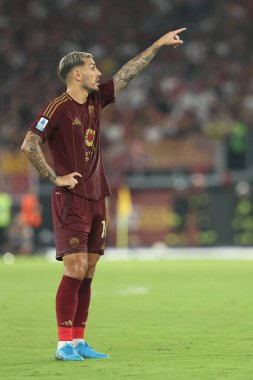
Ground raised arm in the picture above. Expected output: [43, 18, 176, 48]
[21, 131, 81, 189]
[113, 27, 186, 96]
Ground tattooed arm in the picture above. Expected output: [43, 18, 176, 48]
[113, 27, 186, 96]
[21, 131, 81, 189]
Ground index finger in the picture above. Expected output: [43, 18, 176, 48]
[72, 172, 82, 177]
[173, 27, 187, 34]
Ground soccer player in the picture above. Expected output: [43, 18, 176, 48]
[21, 28, 186, 361]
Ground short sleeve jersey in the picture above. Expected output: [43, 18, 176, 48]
[29, 79, 115, 200]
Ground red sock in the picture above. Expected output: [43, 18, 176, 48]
[73, 278, 93, 340]
[56, 275, 82, 341]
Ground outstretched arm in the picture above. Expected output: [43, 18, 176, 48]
[21, 131, 81, 189]
[113, 27, 186, 96]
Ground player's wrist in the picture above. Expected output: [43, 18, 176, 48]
[155, 39, 163, 48]
[54, 175, 61, 186]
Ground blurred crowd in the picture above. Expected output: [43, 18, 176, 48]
[1, 0, 253, 185]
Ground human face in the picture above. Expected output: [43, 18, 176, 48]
[77, 58, 102, 93]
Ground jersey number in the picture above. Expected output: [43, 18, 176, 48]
[101, 220, 106, 238]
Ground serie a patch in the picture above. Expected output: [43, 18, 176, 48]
[35, 117, 49, 132]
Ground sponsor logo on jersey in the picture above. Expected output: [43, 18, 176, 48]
[35, 117, 49, 132]
[85, 146, 96, 161]
[85, 128, 96, 147]
[88, 105, 95, 115]
[69, 237, 80, 249]
[72, 117, 82, 126]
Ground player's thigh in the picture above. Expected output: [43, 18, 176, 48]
[86, 253, 101, 277]
[88, 252, 100, 267]
[85, 253, 101, 278]
[52, 189, 92, 260]
[88, 198, 106, 255]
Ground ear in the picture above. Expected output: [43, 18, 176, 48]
[73, 67, 81, 82]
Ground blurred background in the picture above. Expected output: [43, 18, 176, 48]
[1, 0, 253, 256]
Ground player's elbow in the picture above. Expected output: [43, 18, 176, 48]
[21, 140, 29, 154]
[21, 138, 35, 157]
[21, 132, 40, 156]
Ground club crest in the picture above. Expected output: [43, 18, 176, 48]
[69, 237, 80, 249]
[85, 128, 96, 147]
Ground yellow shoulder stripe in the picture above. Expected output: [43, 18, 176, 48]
[43, 94, 65, 117]
[44, 94, 69, 119]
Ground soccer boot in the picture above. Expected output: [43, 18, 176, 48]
[55, 343, 84, 361]
[74, 342, 109, 359]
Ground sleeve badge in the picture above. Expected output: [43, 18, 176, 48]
[35, 117, 49, 132]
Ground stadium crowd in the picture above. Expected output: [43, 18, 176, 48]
[0, 0, 253, 185]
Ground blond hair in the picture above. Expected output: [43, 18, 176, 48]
[58, 51, 93, 81]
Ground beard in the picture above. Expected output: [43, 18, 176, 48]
[81, 81, 99, 93]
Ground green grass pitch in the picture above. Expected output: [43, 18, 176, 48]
[1, 256, 253, 380]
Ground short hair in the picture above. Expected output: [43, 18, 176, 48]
[58, 51, 93, 81]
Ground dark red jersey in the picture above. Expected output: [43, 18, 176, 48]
[29, 79, 115, 200]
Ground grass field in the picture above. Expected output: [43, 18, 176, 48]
[1, 256, 253, 380]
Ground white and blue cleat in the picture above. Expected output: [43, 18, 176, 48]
[75, 342, 109, 359]
[55, 343, 84, 361]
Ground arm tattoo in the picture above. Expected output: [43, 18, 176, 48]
[113, 42, 161, 96]
[22, 132, 57, 184]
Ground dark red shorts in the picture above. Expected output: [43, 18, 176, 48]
[51, 188, 107, 261]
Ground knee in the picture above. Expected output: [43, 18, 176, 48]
[64, 257, 88, 280]
[86, 256, 100, 278]
[86, 264, 96, 278]
[73, 264, 88, 280]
